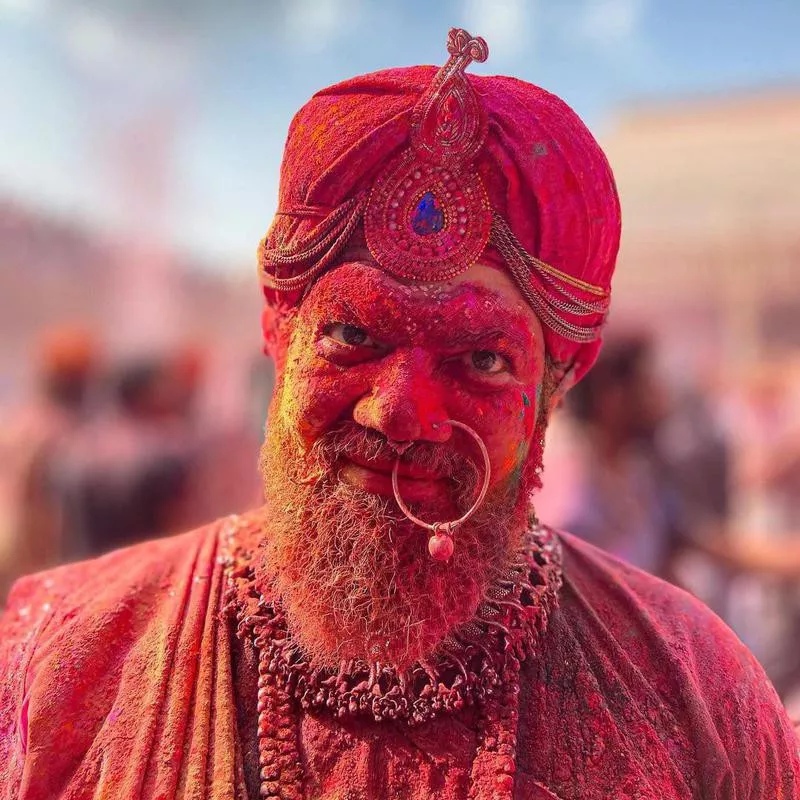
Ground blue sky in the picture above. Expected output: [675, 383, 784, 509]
[1, 0, 799, 271]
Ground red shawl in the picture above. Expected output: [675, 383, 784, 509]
[1, 514, 797, 798]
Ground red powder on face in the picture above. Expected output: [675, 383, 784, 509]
[274, 261, 546, 489]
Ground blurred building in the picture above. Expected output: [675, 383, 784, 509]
[605, 89, 800, 376]
[0, 199, 263, 420]
[599, 89, 800, 541]
[0, 201, 269, 585]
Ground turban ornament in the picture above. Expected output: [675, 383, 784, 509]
[363, 29, 493, 282]
[259, 28, 617, 369]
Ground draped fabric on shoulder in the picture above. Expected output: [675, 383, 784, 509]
[0, 518, 247, 800]
[517, 533, 800, 798]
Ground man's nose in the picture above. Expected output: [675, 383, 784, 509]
[352, 348, 451, 444]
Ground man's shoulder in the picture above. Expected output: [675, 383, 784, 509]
[553, 530, 798, 787]
[1, 511, 260, 633]
[554, 528, 792, 735]
[0, 511, 264, 794]
[5, 526, 205, 614]
[556, 529, 745, 657]
[524, 530, 800, 797]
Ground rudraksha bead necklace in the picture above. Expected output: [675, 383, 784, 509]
[225, 522, 562, 799]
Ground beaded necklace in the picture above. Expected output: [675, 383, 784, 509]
[224, 523, 562, 799]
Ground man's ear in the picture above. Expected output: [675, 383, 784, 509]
[548, 365, 577, 415]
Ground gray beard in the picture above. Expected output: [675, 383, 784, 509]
[257, 420, 530, 669]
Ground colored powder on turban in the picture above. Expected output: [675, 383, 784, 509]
[260, 67, 621, 382]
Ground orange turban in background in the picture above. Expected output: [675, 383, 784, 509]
[36, 325, 98, 382]
[259, 29, 621, 383]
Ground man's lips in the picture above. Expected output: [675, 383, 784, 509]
[345, 451, 444, 480]
[338, 454, 447, 500]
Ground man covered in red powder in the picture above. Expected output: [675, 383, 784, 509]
[1, 29, 797, 800]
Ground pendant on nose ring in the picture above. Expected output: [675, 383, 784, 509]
[391, 420, 491, 562]
[427, 522, 457, 562]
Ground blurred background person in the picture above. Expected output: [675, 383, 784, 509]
[536, 332, 800, 712]
[716, 363, 800, 707]
[538, 334, 690, 580]
[0, 325, 99, 599]
[52, 353, 200, 561]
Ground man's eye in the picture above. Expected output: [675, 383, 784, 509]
[327, 323, 376, 348]
[467, 350, 508, 375]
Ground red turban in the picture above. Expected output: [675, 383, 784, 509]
[259, 31, 621, 382]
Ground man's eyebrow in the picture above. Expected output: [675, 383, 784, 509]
[330, 297, 365, 321]
[444, 327, 531, 352]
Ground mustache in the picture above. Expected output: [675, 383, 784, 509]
[307, 421, 480, 488]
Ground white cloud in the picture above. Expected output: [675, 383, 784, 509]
[59, 6, 194, 96]
[0, 0, 45, 20]
[463, 0, 532, 60]
[283, 0, 363, 54]
[62, 8, 118, 67]
[574, 0, 646, 50]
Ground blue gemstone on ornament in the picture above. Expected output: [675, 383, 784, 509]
[411, 191, 445, 236]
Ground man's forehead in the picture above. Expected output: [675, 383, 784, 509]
[304, 258, 543, 343]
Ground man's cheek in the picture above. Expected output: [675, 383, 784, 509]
[452, 390, 530, 485]
[489, 427, 529, 485]
[280, 363, 367, 440]
[525, 386, 539, 439]
[500, 386, 540, 481]
[282, 375, 338, 438]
